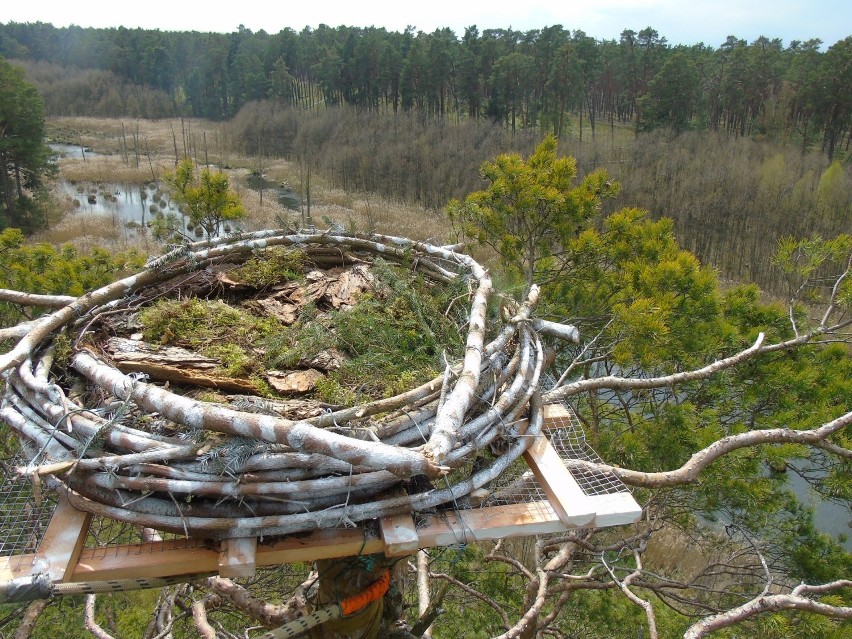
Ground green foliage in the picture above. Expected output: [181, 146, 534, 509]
[447, 134, 619, 287]
[0, 56, 54, 231]
[263, 260, 466, 403]
[164, 159, 245, 239]
[551, 207, 723, 368]
[0, 227, 144, 328]
[231, 246, 306, 288]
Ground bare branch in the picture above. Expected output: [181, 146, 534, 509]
[821, 249, 852, 329]
[544, 333, 766, 403]
[490, 569, 549, 639]
[84, 595, 115, 639]
[12, 600, 48, 639]
[684, 580, 852, 638]
[0, 288, 76, 308]
[559, 409, 852, 488]
[207, 577, 302, 627]
[554, 317, 614, 387]
[191, 600, 217, 639]
[430, 573, 511, 631]
[602, 551, 658, 639]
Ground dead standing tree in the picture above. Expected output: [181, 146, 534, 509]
[0, 229, 850, 639]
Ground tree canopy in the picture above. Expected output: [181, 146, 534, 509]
[0, 23, 849, 156]
[447, 135, 618, 287]
[0, 56, 52, 230]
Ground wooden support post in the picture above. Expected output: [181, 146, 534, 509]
[33, 494, 92, 582]
[219, 537, 257, 578]
[515, 402, 574, 433]
[380, 512, 420, 557]
[541, 402, 574, 429]
[523, 434, 596, 527]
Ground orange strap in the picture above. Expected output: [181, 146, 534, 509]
[339, 569, 391, 616]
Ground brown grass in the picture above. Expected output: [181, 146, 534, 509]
[44, 117, 452, 250]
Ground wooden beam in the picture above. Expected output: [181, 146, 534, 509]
[523, 434, 596, 527]
[255, 528, 385, 567]
[380, 512, 420, 557]
[541, 402, 574, 429]
[416, 501, 568, 547]
[515, 402, 574, 434]
[0, 554, 38, 583]
[219, 537, 257, 578]
[66, 489, 639, 584]
[34, 494, 92, 582]
[73, 538, 218, 582]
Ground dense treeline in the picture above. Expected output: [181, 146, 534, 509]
[0, 22, 849, 157]
[224, 102, 850, 290]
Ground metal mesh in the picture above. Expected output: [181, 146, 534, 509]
[0, 458, 55, 556]
[81, 535, 214, 564]
[85, 515, 187, 549]
[546, 404, 631, 497]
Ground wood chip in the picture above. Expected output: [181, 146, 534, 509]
[266, 369, 326, 394]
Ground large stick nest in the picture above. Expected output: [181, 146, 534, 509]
[1, 230, 555, 539]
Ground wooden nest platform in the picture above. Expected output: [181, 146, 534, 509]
[1, 230, 582, 540]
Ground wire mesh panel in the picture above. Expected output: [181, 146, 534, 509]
[0, 457, 55, 556]
[84, 515, 188, 549]
[545, 404, 631, 497]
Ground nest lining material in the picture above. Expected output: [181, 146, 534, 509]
[1, 230, 553, 539]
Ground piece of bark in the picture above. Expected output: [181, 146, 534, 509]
[216, 271, 251, 290]
[326, 264, 374, 309]
[247, 297, 299, 324]
[267, 369, 325, 394]
[270, 281, 306, 305]
[106, 337, 258, 393]
[302, 348, 344, 371]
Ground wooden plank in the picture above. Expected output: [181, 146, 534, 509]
[219, 537, 257, 578]
[256, 528, 385, 567]
[515, 403, 574, 434]
[34, 494, 92, 582]
[71, 529, 386, 581]
[0, 554, 38, 582]
[380, 513, 420, 557]
[585, 493, 643, 528]
[67, 492, 638, 584]
[73, 538, 219, 581]
[416, 501, 569, 547]
[542, 402, 574, 429]
[523, 434, 596, 527]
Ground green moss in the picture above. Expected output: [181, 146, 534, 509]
[136, 260, 466, 402]
[138, 298, 280, 379]
[231, 246, 306, 289]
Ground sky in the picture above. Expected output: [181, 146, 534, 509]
[3, 0, 850, 48]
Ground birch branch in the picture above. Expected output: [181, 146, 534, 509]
[0, 288, 76, 308]
[559, 409, 852, 488]
[684, 580, 852, 638]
